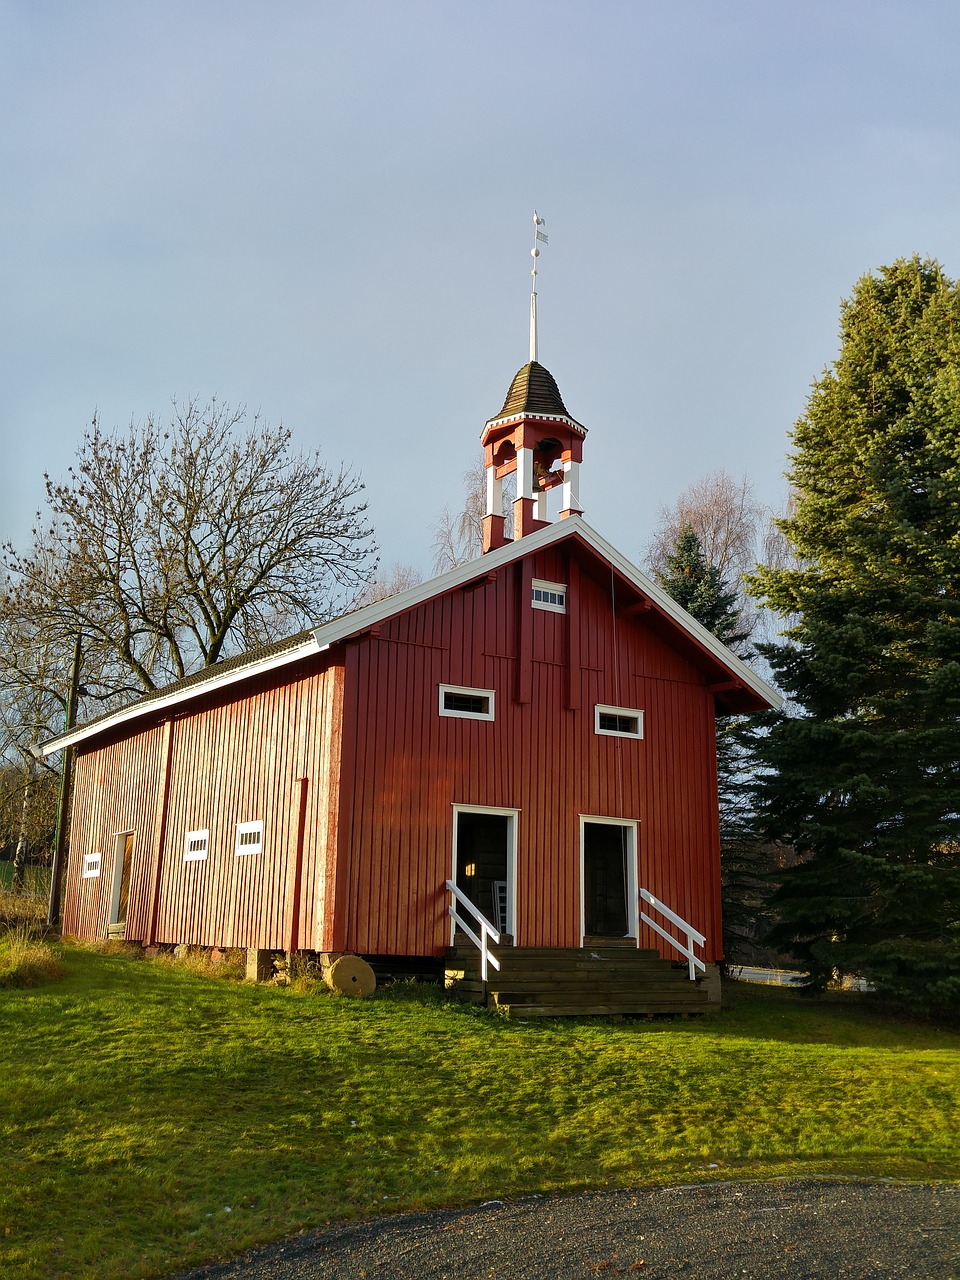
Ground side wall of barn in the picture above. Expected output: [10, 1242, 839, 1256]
[62, 658, 344, 949]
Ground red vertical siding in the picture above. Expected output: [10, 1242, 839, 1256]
[63, 724, 167, 941]
[63, 659, 344, 948]
[63, 538, 734, 963]
[336, 545, 727, 961]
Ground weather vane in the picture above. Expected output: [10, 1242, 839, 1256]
[530, 210, 548, 363]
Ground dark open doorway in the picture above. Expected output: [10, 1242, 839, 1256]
[582, 819, 636, 941]
[454, 809, 512, 936]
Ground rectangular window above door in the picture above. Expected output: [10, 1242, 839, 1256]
[595, 704, 644, 738]
[531, 578, 566, 613]
[439, 684, 496, 721]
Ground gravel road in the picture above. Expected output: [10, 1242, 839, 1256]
[171, 1179, 959, 1279]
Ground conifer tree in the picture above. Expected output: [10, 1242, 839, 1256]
[653, 523, 748, 651]
[750, 257, 960, 1016]
[654, 525, 764, 963]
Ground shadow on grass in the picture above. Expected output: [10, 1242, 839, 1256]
[369, 969, 959, 1054]
[366, 968, 947, 1052]
[50, 944, 960, 1055]
[708, 978, 960, 1050]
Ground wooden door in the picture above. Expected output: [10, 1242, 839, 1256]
[110, 833, 133, 926]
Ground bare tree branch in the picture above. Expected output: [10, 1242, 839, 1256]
[2, 399, 377, 702]
[647, 469, 763, 584]
[646, 469, 768, 643]
[432, 458, 514, 573]
[357, 562, 425, 605]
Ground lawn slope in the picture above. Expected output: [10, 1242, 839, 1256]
[2, 946, 958, 1280]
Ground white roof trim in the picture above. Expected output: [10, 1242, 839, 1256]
[40, 637, 320, 756]
[304, 518, 780, 711]
[41, 516, 781, 755]
[482, 410, 587, 439]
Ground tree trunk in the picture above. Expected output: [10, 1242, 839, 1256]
[11, 762, 33, 894]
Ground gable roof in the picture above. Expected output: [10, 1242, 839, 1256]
[41, 516, 782, 756]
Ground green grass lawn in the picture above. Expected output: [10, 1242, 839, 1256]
[2, 945, 959, 1280]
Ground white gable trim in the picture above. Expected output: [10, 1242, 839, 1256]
[40, 638, 320, 756]
[41, 516, 781, 756]
[309, 517, 781, 710]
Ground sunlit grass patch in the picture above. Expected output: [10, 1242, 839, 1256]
[0, 925, 64, 987]
[153, 944, 247, 983]
[2, 947, 958, 1280]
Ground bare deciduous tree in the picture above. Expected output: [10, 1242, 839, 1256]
[432, 459, 486, 573]
[2, 400, 377, 700]
[0, 758, 58, 892]
[0, 617, 68, 890]
[647, 469, 763, 584]
[646, 469, 768, 643]
[357, 561, 424, 605]
[432, 458, 515, 574]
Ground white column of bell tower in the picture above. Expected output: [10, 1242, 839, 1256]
[516, 447, 534, 501]
[514, 446, 536, 538]
[485, 462, 502, 519]
[560, 458, 583, 516]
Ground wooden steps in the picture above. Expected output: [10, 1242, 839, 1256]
[445, 942, 715, 1018]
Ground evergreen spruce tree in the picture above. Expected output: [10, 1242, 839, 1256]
[653, 524, 747, 651]
[654, 525, 765, 964]
[750, 257, 960, 1016]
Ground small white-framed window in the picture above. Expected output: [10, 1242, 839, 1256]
[235, 820, 263, 857]
[82, 853, 102, 879]
[184, 829, 209, 862]
[532, 578, 567, 613]
[439, 684, 496, 721]
[595, 704, 645, 739]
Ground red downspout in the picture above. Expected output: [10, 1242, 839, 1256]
[146, 718, 175, 946]
[288, 777, 309, 953]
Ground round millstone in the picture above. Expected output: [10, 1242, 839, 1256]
[325, 954, 376, 998]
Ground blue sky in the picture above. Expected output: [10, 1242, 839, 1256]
[4, 1, 960, 578]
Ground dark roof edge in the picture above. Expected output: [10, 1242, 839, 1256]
[41, 632, 321, 756]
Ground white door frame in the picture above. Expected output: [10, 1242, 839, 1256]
[451, 804, 519, 943]
[108, 830, 134, 926]
[578, 815, 639, 946]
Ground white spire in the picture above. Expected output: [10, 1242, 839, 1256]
[530, 210, 547, 363]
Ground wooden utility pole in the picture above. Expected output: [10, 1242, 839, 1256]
[47, 635, 82, 928]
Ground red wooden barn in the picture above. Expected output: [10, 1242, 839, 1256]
[44, 361, 780, 1014]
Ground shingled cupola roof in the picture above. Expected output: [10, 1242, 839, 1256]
[483, 361, 587, 437]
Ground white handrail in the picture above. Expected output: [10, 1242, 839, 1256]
[445, 879, 501, 981]
[639, 887, 706, 981]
